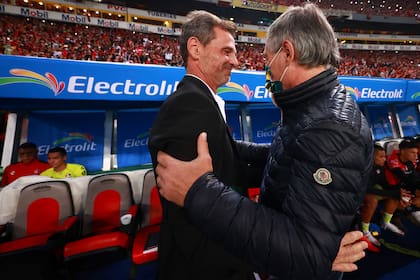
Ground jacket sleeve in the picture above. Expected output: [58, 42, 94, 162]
[184, 120, 372, 279]
[235, 141, 270, 166]
[185, 173, 335, 279]
[387, 164, 419, 193]
[234, 141, 270, 188]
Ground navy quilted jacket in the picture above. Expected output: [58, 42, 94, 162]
[184, 68, 373, 279]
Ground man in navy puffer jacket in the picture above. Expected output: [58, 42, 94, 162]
[155, 3, 373, 279]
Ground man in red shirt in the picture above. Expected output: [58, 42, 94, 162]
[1, 142, 49, 187]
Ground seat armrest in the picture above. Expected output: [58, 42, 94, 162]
[58, 216, 78, 232]
[131, 225, 160, 265]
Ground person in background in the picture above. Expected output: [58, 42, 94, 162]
[40, 147, 87, 178]
[385, 138, 420, 229]
[408, 136, 420, 225]
[153, 4, 371, 280]
[1, 142, 49, 187]
[359, 144, 411, 252]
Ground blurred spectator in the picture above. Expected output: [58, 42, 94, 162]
[1, 142, 50, 187]
[40, 147, 87, 178]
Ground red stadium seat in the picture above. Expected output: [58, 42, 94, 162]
[63, 173, 138, 270]
[0, 180, 77, 278]
[132, 169, 162, 265]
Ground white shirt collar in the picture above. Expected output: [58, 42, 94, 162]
[186, 74, 226, 122]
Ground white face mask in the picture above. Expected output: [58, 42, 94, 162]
[265, 47, 289, 96]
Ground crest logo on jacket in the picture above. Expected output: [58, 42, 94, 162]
[313, 168, 332, 185]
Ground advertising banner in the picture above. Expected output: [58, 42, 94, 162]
[366, 105, 394, 140]
[116, 110, 157, 168]
[395, 104, 420, 137]
[249, 107, 279, 144]
[0, 55, 413, 106]
[0, 55, 271, 103]
[28, 111, 105, 172]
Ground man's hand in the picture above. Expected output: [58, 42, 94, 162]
[156, 132, 213, 206]
[332, 231, 368, 272]
[400, 188, 414, 207]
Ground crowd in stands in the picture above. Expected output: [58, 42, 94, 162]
[338, 49, 419, 79]
[254, 0, 419, 18]
[315, 0, 419, 17]
[0, 15, 418, 79]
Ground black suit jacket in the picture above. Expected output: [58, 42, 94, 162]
[149, 75, 257, 280]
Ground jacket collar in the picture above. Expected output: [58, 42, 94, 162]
[272, 68, 339, 107]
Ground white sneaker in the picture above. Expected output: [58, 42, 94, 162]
[364, 231, 381, 247]
[382, 222, 405, 236]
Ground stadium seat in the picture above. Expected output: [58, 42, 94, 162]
[63, 173, 138, 270]
[0, 180, 77, 278]
[132, 169, 162, 265]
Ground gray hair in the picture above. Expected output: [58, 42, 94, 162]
[179, 10, 237, 66]
[266, 3, 340, 67]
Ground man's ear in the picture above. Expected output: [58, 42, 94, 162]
[187, 36, 200, 60]
[282, 40, 294, 61]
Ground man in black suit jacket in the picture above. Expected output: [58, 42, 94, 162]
[148, 10, 268, 280]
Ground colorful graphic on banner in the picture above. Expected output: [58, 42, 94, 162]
[0, 69, 65, 95]
[366, 106, 394, 140]
[116, 110, 158, 168]
[406, 80, 420, 102]
[28, 111, 105, 172]
[249, 107, 279, 144]
[226, 108, 242, 140]
[396, 105, 420, 137]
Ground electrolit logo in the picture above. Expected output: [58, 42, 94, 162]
[373, 117, 390, 129]
[217, 82, 254, 100]
[256, 122, 277, 138]
[400, 115, 417, 127]
[0, 69, 65, 95]
[411, 92, 420, 100]
[217, 81, 270, 100]
[345, 86, 360, 100]
[67, 76, 178, 96]
[346, 86, 403, 100]
[124, 131, 150, 148]
[38, 132, 97, 155]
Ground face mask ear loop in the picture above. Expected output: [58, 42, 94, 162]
[279, 66, 289, 82]
[268, 47, 282, 69]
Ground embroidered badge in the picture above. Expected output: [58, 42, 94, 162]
[313, 168, 332, 185]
